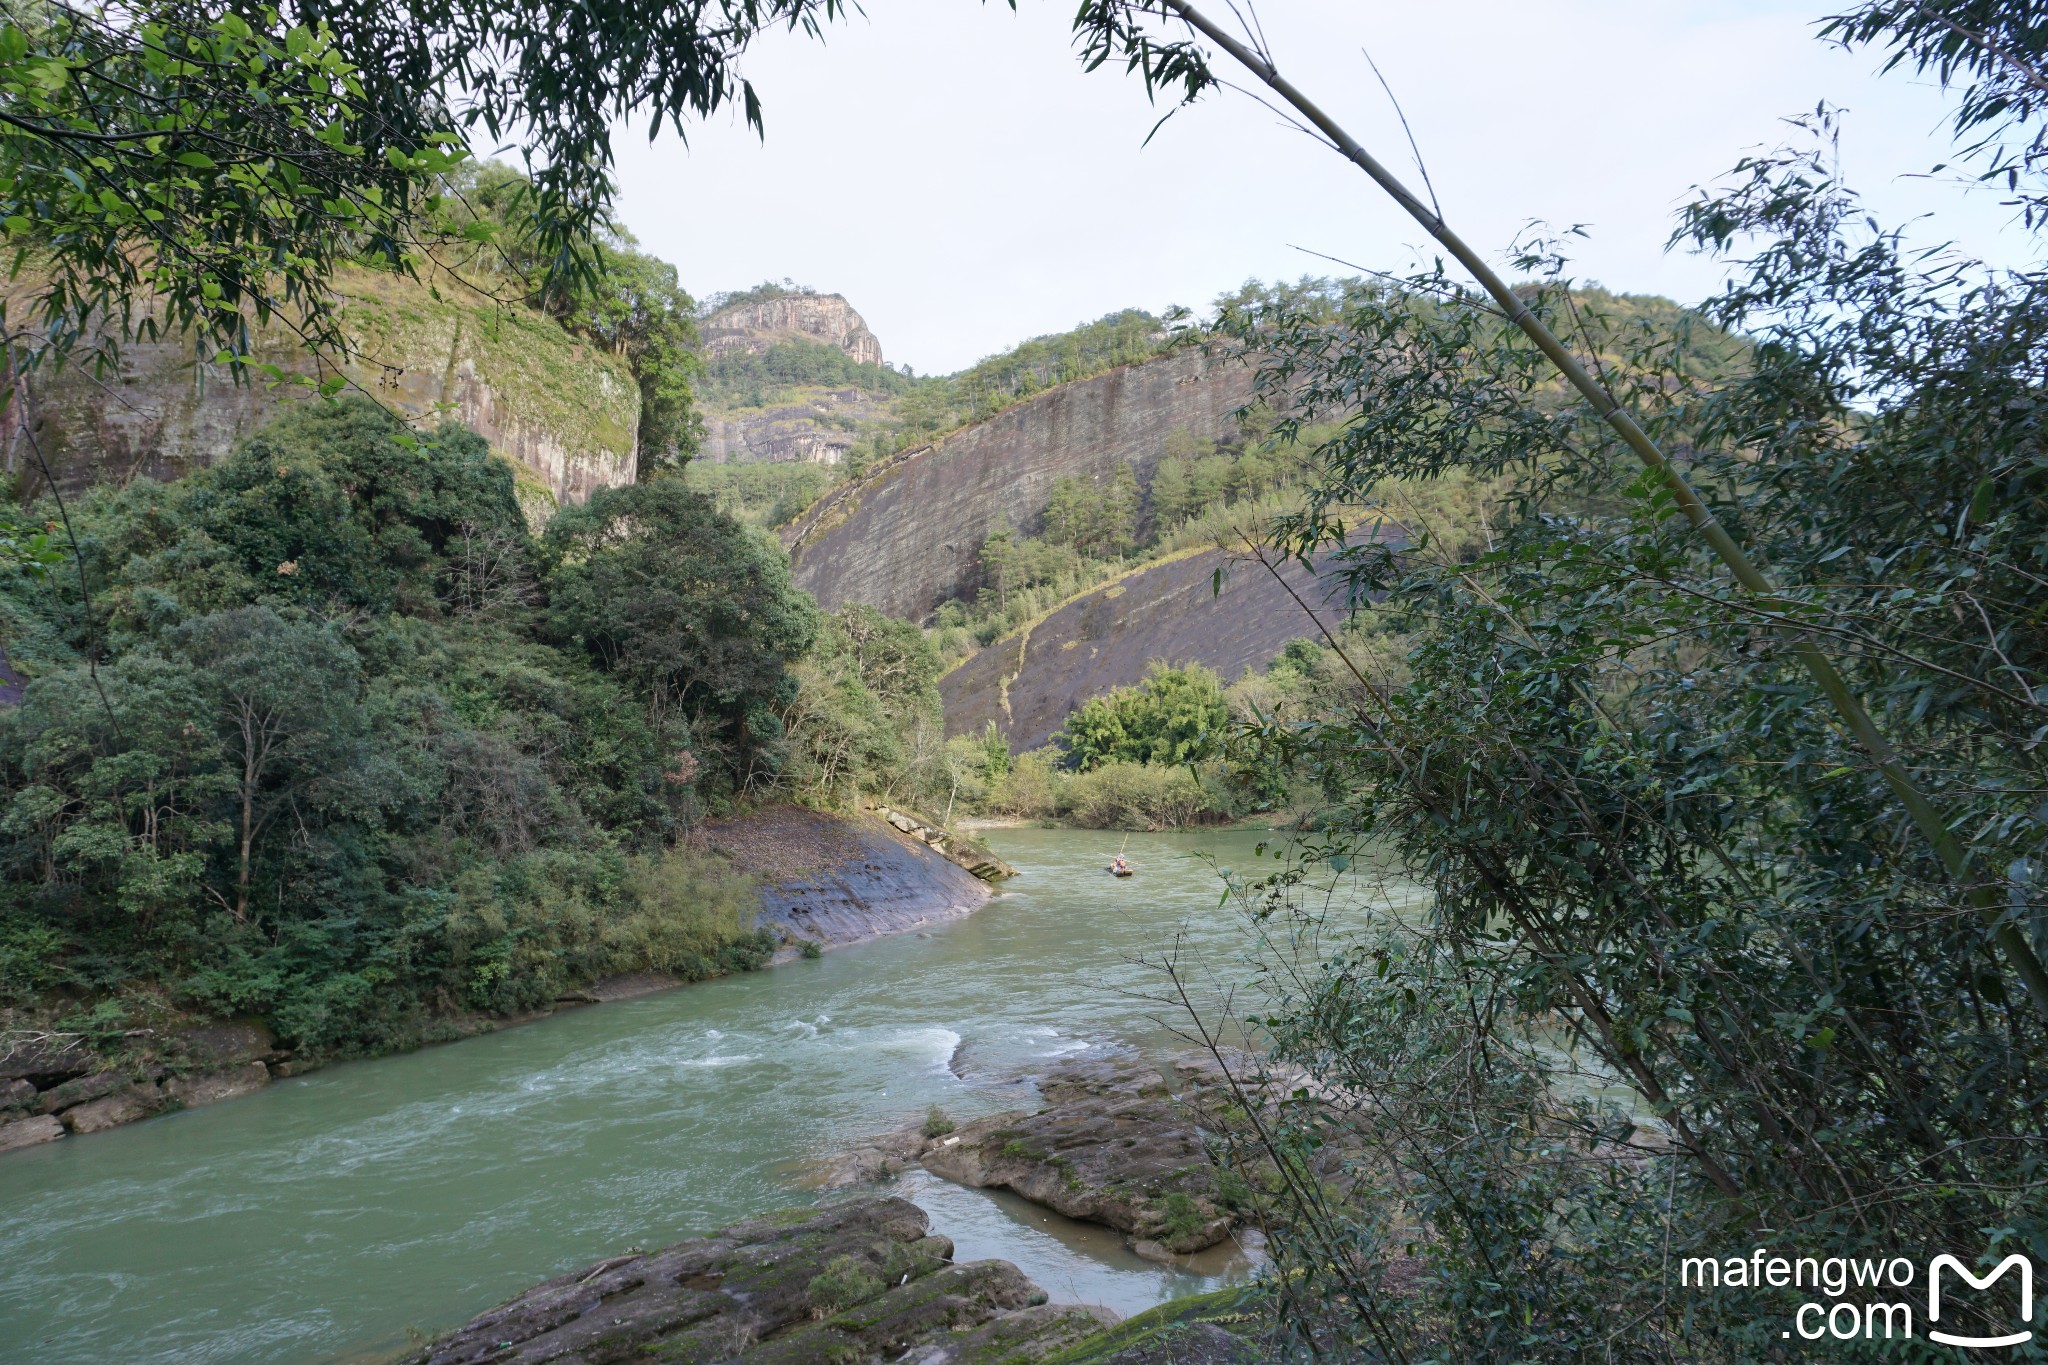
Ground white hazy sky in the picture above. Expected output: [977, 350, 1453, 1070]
[608, 0, 2024, 375]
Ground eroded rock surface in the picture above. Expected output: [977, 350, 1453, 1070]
[62, 1082, 165, 1133]
[920, 1054, 1239, 1256]
[785, 351, 1253, 621]
[165, 1061, 272, 1109]
[701, 806, 998, 953]
[0, 1114, 64, 1152]
[400, 1197, 1115, 1365]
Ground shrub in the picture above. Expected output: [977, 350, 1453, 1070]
[922, 1105, 956, 1138]
[713, 929, 778, 975]
[806, 1255, 884, 1318]
[1060, 760, 1218, 830]
[983, 749, 1059, 819]
[610, 845, 760, 973]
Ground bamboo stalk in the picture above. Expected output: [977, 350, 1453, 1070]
[1150, 0, 2048, 1022]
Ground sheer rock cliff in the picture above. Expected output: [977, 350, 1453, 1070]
[782, 350, 1254, 620]
[701, 291, 885, 368]
[13, 270, 639, 512]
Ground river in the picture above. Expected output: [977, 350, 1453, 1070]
[0, 827, 1414, 1363]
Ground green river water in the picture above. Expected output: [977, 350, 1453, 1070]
[0, 828, 1417, 1363]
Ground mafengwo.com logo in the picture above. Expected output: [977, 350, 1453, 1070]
[1681, 1248, 2036, 1346]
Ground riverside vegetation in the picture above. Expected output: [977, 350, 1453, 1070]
[1061, 0, 2048, 1358]
[0, 401, 801, 1058]
[8, 0, 2048, 1360]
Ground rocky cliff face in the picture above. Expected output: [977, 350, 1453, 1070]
[784, 350, 1254, 620]
[699, 387, 893, 466]
[696, 292, 892, 467]
[701, 292, 884, 367]
[940, 545, 1356, 750]
[15, 270, 639, 511]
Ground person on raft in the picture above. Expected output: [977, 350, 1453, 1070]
[1111, 854, 1131, 875]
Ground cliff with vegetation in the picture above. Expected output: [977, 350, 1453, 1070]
[701, 290, 885, 367]
[939, 544, 1352, 751]
[783, 349, 1253, 620]
[694, 288, 903, 467]
[18, 267, 641, 513]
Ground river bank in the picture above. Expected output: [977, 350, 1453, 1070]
[0, 804, 1009, 1159]
[398, 1048, 1278, 1363]
[0, 828, 1387, 1362]
[395, 1195, 1271, 1365]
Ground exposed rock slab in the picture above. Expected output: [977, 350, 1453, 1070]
[785, 351, 1253, 621]
[869, 801, 1017, 881]
[940, 545, 1357, 751]
[61, 1082, 164, 1133]
[921, 1054, 1237, 1255]
[171, 1019, 279, 1068]
[34, 1070, 126, 1115]
[898, 1302, 1121, 1364]
[165, 1061, 271, 1109]
[399, 1196, 1116, 1365]
[0, 1034, 96, 1084]
[18, 268, 639, 506]
[0, 1114, 64, 1152]
[702, 293, 884, 369]
[701, 806, 996, 951]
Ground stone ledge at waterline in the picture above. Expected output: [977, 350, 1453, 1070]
[396, 1196, 1275, 1365]
[821, 1051, 1254, 1264]
[396, 1197, 1119, 1365]
[0, 1019, 283, 1154]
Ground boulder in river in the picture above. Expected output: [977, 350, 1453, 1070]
[400, 1196, 1118, 1365]
[0, 1114, 64, 1152]
[920, 1053, 1242, 1256]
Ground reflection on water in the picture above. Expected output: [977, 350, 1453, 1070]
[0, 827, 1398, 1363]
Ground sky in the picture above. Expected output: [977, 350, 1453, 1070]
[607, 0, 2027, 376]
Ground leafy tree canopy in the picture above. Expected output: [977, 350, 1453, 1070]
[541, 476, 818, 786]
[1057, 661, 1226, 771]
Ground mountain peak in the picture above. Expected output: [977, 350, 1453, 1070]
[701, 291, 884, 369]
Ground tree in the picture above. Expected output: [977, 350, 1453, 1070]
[0, 652, 230, 926]
[1095, 462, 1139, 557]
[1057, 662, 1226, 770]
[979, 523, 1021, 610]
[1040, 476, 1090, 547]
[541, 478, 817, 787]
[187, 399, 531, 616]
[1148, 455, 1192, 527]
[555, 237, 705, 472]
[0, 0, 843, 377]
[172, 607, 365, 922]
[774, 603, 943, 805]
[1073, 0, 2048, 1352]
[1188, 453, 1231, 511]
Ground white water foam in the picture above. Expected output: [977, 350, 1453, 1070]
[877, 1026, 963, 1073]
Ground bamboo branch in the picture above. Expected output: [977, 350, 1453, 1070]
[1150, 0, 2048, 1024]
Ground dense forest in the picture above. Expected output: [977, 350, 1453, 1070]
[0, 403, 812, 1054]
